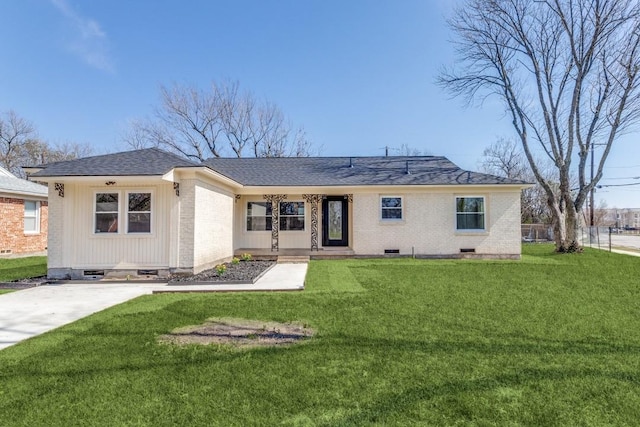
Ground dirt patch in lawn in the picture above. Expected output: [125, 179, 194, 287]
[158, 318, 315, 349]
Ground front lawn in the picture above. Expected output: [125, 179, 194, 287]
[0, 256, 47, 282]
[1, 245, 639, 425]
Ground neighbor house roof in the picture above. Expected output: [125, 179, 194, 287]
[28, 148, 528, 187]
[28, 148, 201, 178]
[0, 166, 48, 198]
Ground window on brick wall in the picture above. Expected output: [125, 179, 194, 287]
[381, 196, 403, 220]
[24, 200, 40, 233]
[456, 196, 485, 231]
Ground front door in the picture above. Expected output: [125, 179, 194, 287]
[322, 197, 349, 247]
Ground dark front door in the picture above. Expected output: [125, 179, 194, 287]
[322, 197, 349, 247]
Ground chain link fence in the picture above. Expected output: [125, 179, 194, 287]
[521, 224, 554, 242]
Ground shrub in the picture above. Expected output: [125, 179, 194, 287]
[215, 264, 227, 276]
[240, 253, 252, 261]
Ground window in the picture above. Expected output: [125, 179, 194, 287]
[95, 193, 119, 233]
[279, 201, 305, 231]
[381, 196, 403, 220]
[456, 197, 485, 231]
[247, 202, 272, 231]
[127, 192, 151, 233]
[24, 201, 40, 233]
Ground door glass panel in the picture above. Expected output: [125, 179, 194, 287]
[328, 200, 342, 240]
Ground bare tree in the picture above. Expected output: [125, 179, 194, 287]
[0, 110, 94, 178]
[439, 0, 640, 252]
[0, 110, 37, 175]
[124, 80, 314, 160]
[480, 138, 553, 223]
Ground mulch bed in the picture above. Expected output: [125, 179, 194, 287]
[169, 260, 275, 284]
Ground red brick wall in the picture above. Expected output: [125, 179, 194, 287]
[0, 197, 48, 255]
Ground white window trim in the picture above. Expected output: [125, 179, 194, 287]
[380, 195, 404, 221]
[24, 200, 40, 234]
[279, 201, 306, 232]
[455, 195, 487, 232]
[246, 201, 273, 232]
[94, 191, 120, 235]
[93, 189, 154, 236]
[126, 190, 153, 234]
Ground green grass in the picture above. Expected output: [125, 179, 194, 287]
[0, 289, 15, 295]
[0, 256, 46, 282]
[1, 245, 640, 425]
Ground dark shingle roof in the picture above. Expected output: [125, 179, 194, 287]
[29, 148, 200, 177]
[204, 156, 526, 186]
[29, 149, 527, 186]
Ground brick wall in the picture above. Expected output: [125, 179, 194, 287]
[0, 196, 48, 255]
[352, 191, 521, 257]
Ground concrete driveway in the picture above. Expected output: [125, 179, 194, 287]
[0, 263, 307, 351]
[0, 282, 157, 351]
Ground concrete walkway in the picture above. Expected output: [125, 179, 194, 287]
[0, 263, 307, 351]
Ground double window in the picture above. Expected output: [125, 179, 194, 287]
[246, 201, 305, 231]
[456, 196, 485, 231]
[95, 191, 152, 234]
[381, 196, 403, 220]
[24, 200, 40, 234]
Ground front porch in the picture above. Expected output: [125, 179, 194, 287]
[234, 247, 355, 260]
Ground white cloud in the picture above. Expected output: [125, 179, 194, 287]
[50, 0, 115, 73]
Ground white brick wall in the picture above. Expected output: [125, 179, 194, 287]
[177, 179, 196, 270]
[192, 180, 234, 273]
[47, 182, 65, 268]
[352, 190, 521, 257]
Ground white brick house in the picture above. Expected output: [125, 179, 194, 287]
[27, 149, 529, 279]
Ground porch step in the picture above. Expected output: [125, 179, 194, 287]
[277, 256, 310, 264]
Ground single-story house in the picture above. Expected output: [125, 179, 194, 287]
[0, 165, 48, 256]
[26, 148, 528, 279]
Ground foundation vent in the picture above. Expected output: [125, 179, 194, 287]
[83, 270, 105, 277]
[460, 248, 476, 253]
[138, 269, 159, 276]
[0, 249, 12, 254]
[384, 249, 400, 254]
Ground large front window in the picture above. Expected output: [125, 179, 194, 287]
[247, 202, 272, 231]
[95, 191, 152, 234]
[95, 193, 119, 233]
[280, 201, 305, 231]
[456, 197, 485, 230]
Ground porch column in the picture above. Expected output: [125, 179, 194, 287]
[263, 194, 287, 251]
[302, 194, 324, 251]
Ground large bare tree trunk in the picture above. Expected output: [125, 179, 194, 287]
[439, 0, 640, 252]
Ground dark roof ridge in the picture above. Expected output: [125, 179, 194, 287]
[204, 155, 446, 161]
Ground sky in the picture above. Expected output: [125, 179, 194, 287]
[1, 0, 639, 208]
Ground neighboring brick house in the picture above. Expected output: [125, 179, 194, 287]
[0, 165, 48, 256]
[27, 149, 529, 279]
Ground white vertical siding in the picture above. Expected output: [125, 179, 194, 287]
[69, 182, 172, 269]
